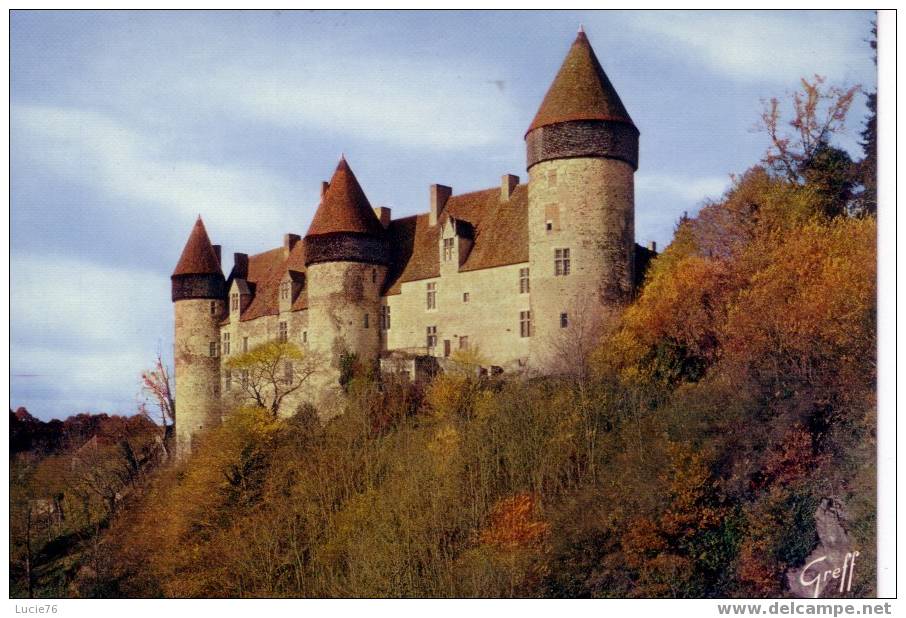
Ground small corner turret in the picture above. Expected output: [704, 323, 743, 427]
[171, 216, 226, 458]
[525, 27, 639, 171]
[171, 216, 226, 302]
[304, 156, 389, 267]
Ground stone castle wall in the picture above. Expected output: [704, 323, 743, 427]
[174, 298, 224, 456]
[526, 120, 639, 170]
[383, 262, 531, 368]
[305, 261, 387, 410]
[527, 156, 635, 368]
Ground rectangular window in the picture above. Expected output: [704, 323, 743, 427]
[560, 312, 569, 328]
[364, 313, 369, 329]
[519, 267, 530, 294]
[278, 321, 288, 343]
[380, 305, 391, 330]
[224, 370, 232, 391]
[243, 336, 249, 353]
[372, 268, 377, 284]
[209, 341, 218, 358]
[241, 369, 249, 389]
[426, 325, 437, 349]
[284, 361, 293, 385]
[444, 339, 451, 357]
[210, 301, 216, 315]
[222, 332, 230, 355]
[426, 282, 437, 310]
[463, 292, 470, 303]
[459, 336, 469, 349]
[280, 281, 290, 301]
[302, 331, 308, 343]
[443, 237, 454, 261]
[231, 293, 239, 311]
[520, 310, 532, 338]
[555, 248, 571, 276]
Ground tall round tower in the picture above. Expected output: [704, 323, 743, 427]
[171, 217, 226, 456]
[526, 27, 639, 367]
[304, 157, 389, 394]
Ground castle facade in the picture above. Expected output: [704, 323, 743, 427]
[170, 29, 651, 454]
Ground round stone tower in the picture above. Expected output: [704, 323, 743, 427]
[171, 217, 226, 457]
[304, 157, 389, 393]
[526, 27, 639, 368]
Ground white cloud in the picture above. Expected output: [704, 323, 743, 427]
[11, 253, 171, 416]
[194, 56, 522, 151]
[620, 11, 872, 84]
[11, 104, 308, 235]
[636, 172, 730, 203]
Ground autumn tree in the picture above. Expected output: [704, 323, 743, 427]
[224, 341, 321, 417]
[140, 352, 175, 458]
[544, 296, 618, 391]
[855, 21, 877, 216]
[759, 76, 861, 217]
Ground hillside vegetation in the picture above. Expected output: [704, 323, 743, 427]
[87, 165, 876, 597]
[11, 75, 877, 598]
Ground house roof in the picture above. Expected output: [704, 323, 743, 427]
[172, 217, 223, 277]
[526, 29, 634, 135]
[306, 157, 385, 238]
[224, 241, 309, 323]
[384, 184, 530, 294]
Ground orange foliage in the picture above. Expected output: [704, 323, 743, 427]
[479, 493, 550, 550]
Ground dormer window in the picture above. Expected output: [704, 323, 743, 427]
[230, 293, 239, 311]
[443, 238, 454, 261]
[280, 281, 291, 301]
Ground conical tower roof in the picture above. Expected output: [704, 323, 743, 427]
[306, 157, 385, 238]
[526, 28, 634, 135]
[172, 217, 222, 277]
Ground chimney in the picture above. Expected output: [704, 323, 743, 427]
[212, 244, 222, 266]
[283, 233, 301, 257]
[501, 174, 519, 201]
[233, 252, 249, 279]
[373, 206, 392, 229]
[647, 241, 657, 253]
[320, 181, 329, 199]
[429, 184, 452, 226]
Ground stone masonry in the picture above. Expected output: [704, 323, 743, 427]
[171, 28, 651, 452]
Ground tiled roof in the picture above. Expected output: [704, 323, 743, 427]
[224, 241, 309, 323]
[526, 30, 634, 135]
[384, 184, 529, 294]
[306, 157, 385, 238]
[222, 178, 530, 313]
[172, 217, 223, 277]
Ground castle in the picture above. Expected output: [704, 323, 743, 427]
[170, 28, 652, 455]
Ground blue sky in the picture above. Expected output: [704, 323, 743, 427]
[10, 10, 876, 421]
